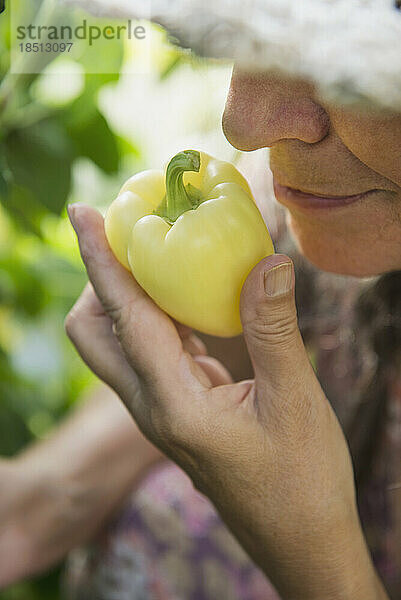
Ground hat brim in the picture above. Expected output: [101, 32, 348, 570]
[63, 0, 401, 112]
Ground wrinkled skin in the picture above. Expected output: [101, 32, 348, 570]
[65, 67, 398, 600]
[223, 69, 401, 276]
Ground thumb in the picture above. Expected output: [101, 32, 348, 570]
[240, 254, 314, 401]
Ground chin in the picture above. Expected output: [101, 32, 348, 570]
[287, 213, 386, 278]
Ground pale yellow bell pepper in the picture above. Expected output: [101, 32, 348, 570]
[105, 150, 274, 337]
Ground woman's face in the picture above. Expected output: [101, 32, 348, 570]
[222, 68, 401, 277]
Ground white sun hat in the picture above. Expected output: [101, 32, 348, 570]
[63, 0, 401, 112]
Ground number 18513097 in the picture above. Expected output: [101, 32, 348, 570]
[19, 42, 74, 53]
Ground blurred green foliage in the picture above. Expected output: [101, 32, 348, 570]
[0, 2, 191, 598]
[0, 2, 125, 460]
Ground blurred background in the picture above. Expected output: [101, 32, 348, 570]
[0, 1, 265, 598]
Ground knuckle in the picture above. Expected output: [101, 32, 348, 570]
[79, 236, 111, 270]
[64, 309, 81, 341]
[110, 298, 147, 345]
[249, 303, 299, 348]
[109, 303, 133, 344]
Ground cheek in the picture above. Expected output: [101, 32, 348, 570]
[286, 193, 401, 276]
[329, 108, 401, 188]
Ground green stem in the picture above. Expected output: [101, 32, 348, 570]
[164, 150, 201, 222]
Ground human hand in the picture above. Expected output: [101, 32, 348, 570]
[0, 384, 167, 589]
[0, 457, 66, 587]
[66, 203, 385, 600]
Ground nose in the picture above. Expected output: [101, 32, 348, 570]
[222, 69, 330, 151]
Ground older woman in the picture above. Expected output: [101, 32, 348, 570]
[63, 1, 401, 599]
[2, 1, 400, 599]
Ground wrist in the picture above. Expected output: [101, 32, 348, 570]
[280, 515, 386, 600]
[1, 454, 47, 513]
[301, 568, 387, 600]
[207, 478, 386, 600]
[0, 456, 49, 586]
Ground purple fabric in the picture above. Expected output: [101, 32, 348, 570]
[64, 462, 280, 600]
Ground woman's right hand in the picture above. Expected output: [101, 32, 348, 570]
[0, 277, 231, 590]
[66, 204, 388, 600]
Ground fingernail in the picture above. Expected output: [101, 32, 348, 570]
[67, 203, 86, 232]
[264, 263, 293, 297]
[67, 204, 77, 230]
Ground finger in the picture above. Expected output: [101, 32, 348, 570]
[172, 319, 207, 355]
[65, 283, 142, 405]
[193, 355, 234, 386]
[172, 319, 193, 339]
[182, 334, 207, 356]
[240, 254, 318, 417]
[68, 204, 204, 393]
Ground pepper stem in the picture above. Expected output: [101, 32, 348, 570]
[164, 150, 201, 222]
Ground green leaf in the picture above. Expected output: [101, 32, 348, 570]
[116, 134, 141, 160]
[4, 118, 73, 214]
[0, 168, 8, 199]
[0, 400, 31, 456]
[0, 184, 45, 236]
[0, 255, 48, 316]
[75, 16, 125, 77]
[66, 108, 120, 174]
[159, 54, 183, 80]
[84, 72, 121, 94]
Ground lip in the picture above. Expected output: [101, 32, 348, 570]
[273, 181, 377, 211]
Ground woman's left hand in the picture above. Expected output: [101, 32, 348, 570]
[66, 203, 387, 600]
